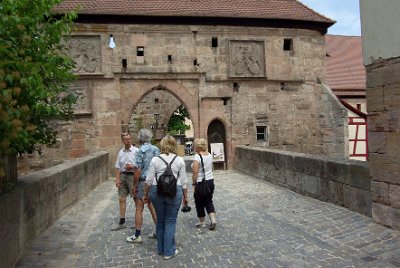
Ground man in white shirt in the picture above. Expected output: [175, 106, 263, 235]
[111, 133, 139, 231]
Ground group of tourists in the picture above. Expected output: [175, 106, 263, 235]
[113, 129, 217, 260]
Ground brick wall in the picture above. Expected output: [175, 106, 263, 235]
[0, 151, 109, 268]
[235, 146, 371, 216]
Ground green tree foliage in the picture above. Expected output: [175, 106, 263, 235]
[167, 105, 191, 135]
[0, 0, 77, 176]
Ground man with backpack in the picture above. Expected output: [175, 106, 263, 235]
[126, 129, 159, 243]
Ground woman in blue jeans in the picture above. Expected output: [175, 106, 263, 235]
[143, 135, 188, 260]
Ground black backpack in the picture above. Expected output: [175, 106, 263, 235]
[157, 155, 178, 198]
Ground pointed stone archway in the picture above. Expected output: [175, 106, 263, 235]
[120, 81, 198, 144]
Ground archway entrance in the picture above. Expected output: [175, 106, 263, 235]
[128, 87, 193, 153]
[207, 119, 226, 170]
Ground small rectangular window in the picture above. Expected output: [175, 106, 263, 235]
[168, 55, 172, 62]
[283, 38, 293, 51]
[122, 59, 127, 68]
[137, 46, 144, 56]
[212, 37, 218, 47]
[356, 104, 361, 111]
[256, 126, 267, 141]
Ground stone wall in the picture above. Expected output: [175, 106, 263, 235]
[0, 151, 109, 268]
[22, 23, 346, 174]
[235, 146, 371, 216]
[367, 57, 400, 230]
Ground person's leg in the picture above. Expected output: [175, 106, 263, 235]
[163, 188, 182, 258]
[204, 180, 217, 230]
[150, 187, 165, 255]
[147, 201, 157, 237]
[134, 198, 144, 236]
[111, 175, 128, 231]
[119, 196, 127, 218]
[194, 192, 206, 227]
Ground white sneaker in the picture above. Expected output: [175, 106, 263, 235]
[209, 220, 217, 230]
[126, 235, 142, 244]
[195, 222, 206, 228]
[148, 232, 157, 239]
[164, 249, 178, 260]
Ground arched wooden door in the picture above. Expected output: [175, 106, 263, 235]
[207, 119, 226, 170]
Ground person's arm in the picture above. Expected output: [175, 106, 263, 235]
[132, 168, 141, 195]
[143, 183, 150, 203]
[115, 168, 122, 188]
[143, 158, 157, 203]
[192, 160, 199, 186]
[178, 158, 189, 204]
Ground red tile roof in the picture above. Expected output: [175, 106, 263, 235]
[326, 35, 366, 94]
[54, 0, 334, 24]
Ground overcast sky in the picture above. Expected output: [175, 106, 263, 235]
[298, 0, 361, 36]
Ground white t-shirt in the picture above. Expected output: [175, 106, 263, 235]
[192, 153, 214, 182]
[145, 153, 188, 189]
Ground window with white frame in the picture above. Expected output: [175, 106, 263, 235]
[256, 126, 267, 141]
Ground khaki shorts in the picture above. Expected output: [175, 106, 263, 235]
[118, 173, 134, 198]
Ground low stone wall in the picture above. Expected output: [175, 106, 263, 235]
[0, 151, 109, 268]
[235, 146, 371, 216]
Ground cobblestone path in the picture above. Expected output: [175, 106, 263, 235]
[16, 171, 400, 268]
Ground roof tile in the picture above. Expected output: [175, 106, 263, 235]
[53, 0, 334, 24]
[326, 35, 366, 91]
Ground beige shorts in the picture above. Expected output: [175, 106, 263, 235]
[118, 173, 134, 198]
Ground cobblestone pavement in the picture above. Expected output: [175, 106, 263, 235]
[16, 171, 400, 268]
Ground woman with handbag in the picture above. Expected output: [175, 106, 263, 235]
[191, 138, 217, 230]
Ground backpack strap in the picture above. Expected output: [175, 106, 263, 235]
[157, 155, 178, 180]
[158, 155, 177, 167]
[199, 154, 206, 180]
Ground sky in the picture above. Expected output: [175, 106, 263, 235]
[298, 0, 361, 36]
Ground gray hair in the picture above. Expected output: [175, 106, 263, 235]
[138, 129, 153, 143]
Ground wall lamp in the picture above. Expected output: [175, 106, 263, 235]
[109, 34, 116, 49]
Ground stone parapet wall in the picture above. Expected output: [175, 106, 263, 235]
[0, 151, 109, 268]
[235, 146, 371, 216]
[366, 57, 400, 231]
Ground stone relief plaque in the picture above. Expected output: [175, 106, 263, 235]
[65, 36, 101, 74]
[70, 80, 92, 115]
[229, 40, 265, 78]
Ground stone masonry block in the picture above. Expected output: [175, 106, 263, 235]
[368, 132, 386, 154]
[366, 87, 384, 113]
[347, 162, 371, 190]
[251, 149, 265, 162]
[389, 184, 400, 209]
[371, 181, 390, 205]
[372, 202, 400, 230]
[326, 159, 348, 184]
[0, 189, 21, 268]
[301, 174, 320, 197]
[383, 83, 400, 110]
[367, 61, 400, 88]
[343, 185, 371, 216]
[369, 154, 400, 184]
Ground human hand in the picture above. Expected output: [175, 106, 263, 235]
[115, 178, 122, 188]
[143, 195, 149, 204]
[125, 162, 134, 171]
[131, 186, 137, 196]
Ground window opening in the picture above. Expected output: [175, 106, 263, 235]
[137, 46, 144, 56]
[283, 38, 293, 51]
[256, 126, 267, 141]
[212, 37, 218, 47]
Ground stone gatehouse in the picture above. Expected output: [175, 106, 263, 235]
[34, 0, 347, 173]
